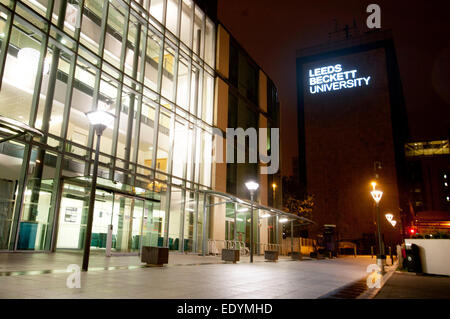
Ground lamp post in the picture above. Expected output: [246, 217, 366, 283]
[370, 183, 384, 274]
[272, 183, 278, 245]
[245, 181, 259, 263]
[82, 110, 115, 271]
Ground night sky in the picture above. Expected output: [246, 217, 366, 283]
[218, 0, 450, 176]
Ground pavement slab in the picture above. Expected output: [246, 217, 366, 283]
[375, 272, 450, 299]
[0, 254, 375, 299]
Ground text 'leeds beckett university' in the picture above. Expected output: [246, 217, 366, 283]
[308, 64, 371, 94]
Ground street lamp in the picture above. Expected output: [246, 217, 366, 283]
[271, 183, 278, 245]
[245, 181, 259, 263]
[371, 185, 385, 273]
[385, 212, 398, 227]
[385, 213, 393, 222]
[82, 110, 115, 271]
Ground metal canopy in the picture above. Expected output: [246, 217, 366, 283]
[202, 189, 315, 224]
[64, 176, 161, 203]
[0, 115, 44, 144]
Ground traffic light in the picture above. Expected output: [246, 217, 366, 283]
[282, 224, 286, 239]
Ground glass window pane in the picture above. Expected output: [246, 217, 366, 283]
[103, 0, 127, 70]
[63, 1, 82, 38]
[36, 43, 73, 139]
[142, 199, 163, 247]
[22, 0, 49, 19]
[166, 0, 179, 36]
[239, 52, 259, 104]
[185, 125, 195, 182]
[80, 0, 105, 55]
[137, 97, 156, 170]
[96, 75, 118, 157]
[16, 2, 46, 31]
[205, 18, 215, 67]
[66, 61, 99, 157]
[168, 186, 182, 250]
[193, 5, 204, 58]
[0, 20, 44, 125]
[116, 87, 136, 161]
[176, 53, 189, 110]
[124, 14, 140, 77]
[202, 71, 214, 124]
[190, 63, 202, 116]
[156, 107, 172, 176]
[19, 147, 57, 251]
[199, 130, 212, 187]
[150, 0, 165, 24]
[183, 190, 195, 251]
[144, 30, 162, 91]
[0, 141, 26, 250]
[172, 119, 188, 178]
[0, 6, 8, 47]
[161, 43, 176, 101]
[180, 0, 192, 48]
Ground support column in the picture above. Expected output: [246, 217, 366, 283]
[192, 191, 199, 253]
[233, 202, 237, 241]
[201, 194, 208, 256]
[291, 220, 294, 255]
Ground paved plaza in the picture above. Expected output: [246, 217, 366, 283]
[375, 272, 450, 299]
[0, 253, 375, 299]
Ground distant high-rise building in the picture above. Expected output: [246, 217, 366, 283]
[404, 139, 450, 235]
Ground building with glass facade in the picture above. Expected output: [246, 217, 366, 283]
[0, 0, 290, 258]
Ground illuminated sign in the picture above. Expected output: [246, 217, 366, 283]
[308, 64, 371, 94]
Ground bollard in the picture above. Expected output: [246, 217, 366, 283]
[390, 246, 394, 265]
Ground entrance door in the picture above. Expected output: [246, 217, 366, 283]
[141, 200, 163, 248]
[56, 183, 113, 251]
[225, 218, 235, 240]
[110, 194, 144, 254]
[56, 180, 151, 255]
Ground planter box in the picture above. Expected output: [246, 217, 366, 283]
[405, 239, 450, 276]
[264, 250, 279, 261]
[141, 246, 169, 266]
[222, 249, 240, 263]
[291, 251, 302, 260]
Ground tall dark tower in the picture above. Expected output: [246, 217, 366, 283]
[296, 30, 409, 248]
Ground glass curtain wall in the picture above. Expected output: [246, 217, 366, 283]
[0, 0, 215, 252]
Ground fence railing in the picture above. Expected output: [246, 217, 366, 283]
[280, 237, 317, 256]
[207, 240, 283, 257]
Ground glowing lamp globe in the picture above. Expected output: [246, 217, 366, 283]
[371, 190, 383, 204]
[245, 181, 259, 192]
